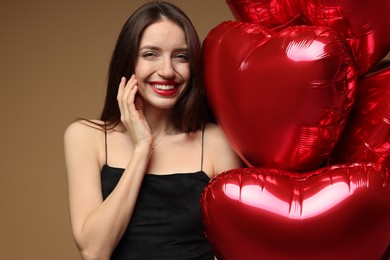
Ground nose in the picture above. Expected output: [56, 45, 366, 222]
[158, 56, 175, 79]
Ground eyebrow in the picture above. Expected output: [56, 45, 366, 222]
[139, 45, 188, 52]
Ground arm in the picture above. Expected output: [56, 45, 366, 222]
[64, 76, 152, 260]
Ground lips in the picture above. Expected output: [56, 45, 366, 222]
[149, 81, 180, 97]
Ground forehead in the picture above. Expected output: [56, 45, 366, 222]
[140, 19, 187, 48]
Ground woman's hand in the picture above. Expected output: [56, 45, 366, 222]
[117, 75, 153, 151]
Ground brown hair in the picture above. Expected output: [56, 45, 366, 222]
[99, 1, 212, 132]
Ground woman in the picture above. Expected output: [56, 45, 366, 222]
[64, 1, 242, 259]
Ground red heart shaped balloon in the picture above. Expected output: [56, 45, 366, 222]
[203, 21, 356, 171]
[227, 0, 390, 75]
[201, 164, 390, 259]
[226, 0, 305, 31]
[331, 65, 390, 168]
[301, 0, 390, 75]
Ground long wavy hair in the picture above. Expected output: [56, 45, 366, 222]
[99, 1, 212, 132]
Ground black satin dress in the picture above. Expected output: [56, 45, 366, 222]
[101, 126, 214, 259]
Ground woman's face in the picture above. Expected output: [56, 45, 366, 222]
[135, 19, 190, 110]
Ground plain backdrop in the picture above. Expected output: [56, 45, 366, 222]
[0, 1, 389, 259]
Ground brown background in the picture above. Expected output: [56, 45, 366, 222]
[0, 0, 234, 259]
[0, 1, 389, 259]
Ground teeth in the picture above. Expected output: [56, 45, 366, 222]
[153, 84, 175, 90]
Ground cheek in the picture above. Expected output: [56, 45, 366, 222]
[133, 64, 148, 97]
[134, 60, 150, 79]
[134, 62, 153, 92]
[176, 64, 191, 83]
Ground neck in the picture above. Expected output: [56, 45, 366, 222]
[143, 102, 178, 137]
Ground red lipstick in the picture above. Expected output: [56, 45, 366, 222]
[149, 81, 180, 97]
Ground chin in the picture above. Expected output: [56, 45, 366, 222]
[147, 98, 179, 110]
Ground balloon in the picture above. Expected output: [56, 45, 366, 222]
[203, 21, 356, 171]
[226, 0, 390, 75]
[226, 0, 305, 31]
[201, 164, 390, 260]
[301, 0, 390, 75]
[331, 65, 390, 168]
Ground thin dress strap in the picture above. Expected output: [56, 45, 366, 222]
[201, 124, 205, 172]
[104, 121, 108, 165]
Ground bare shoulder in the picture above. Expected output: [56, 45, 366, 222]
[64, 119, 104, 143]
[64, 119, 106, 163]
[204, 123, 231, 147]
[204, 123, 243, 176]
[64, 119, 107, 176]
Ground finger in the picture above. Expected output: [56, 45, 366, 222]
[117, 77, 126, 100]
[122, 75, 137, 105]
[118, 76, 136, 125]
[134, 93, 143, 111]
[128, 86, 141, 120]
[125, 74, 136, 89]
[128, 84, 138, 106]
[123, 74, 137, 101]
[117, 77, 127, 118]
[123, 79, 139, 121]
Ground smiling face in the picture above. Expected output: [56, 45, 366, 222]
[135, 18, 190, 110]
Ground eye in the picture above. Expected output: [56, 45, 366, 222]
[174, 53, 189, 62]
[141, 51, 158, 60]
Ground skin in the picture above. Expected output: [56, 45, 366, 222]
[64, 19, 242, 260]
